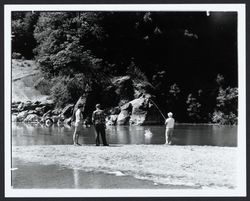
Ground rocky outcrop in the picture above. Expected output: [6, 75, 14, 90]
[12, 100, 55, 123]
[11, 73, 162, 125]
[61, 104, 74, 118]
[112, 76, 135, 106]
[114, 96, 163, 125]
[23, 114, 40, 123]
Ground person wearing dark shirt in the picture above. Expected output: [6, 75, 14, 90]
[92, 104, 109, 146]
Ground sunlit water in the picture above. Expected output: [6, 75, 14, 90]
[12, 123, 237, 147]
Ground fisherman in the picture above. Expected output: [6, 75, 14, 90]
[92, 104, 109, 146]
[73, 103, 84, 146]
[165, 112, 175, 145]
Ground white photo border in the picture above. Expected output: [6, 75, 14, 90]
[4, 4, 246, 197]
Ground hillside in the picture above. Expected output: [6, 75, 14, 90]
[12, 59, 49, 103]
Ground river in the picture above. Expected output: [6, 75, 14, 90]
[12, 123, 237, 147]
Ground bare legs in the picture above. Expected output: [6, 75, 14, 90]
[165, 128, 173, 145]
[73, 124, 81, 146]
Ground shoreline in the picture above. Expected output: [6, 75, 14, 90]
[12, 158, 196, 189]
[12, 144, 237, 189]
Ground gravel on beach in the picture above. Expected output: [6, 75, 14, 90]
[12, 144, 237, 189]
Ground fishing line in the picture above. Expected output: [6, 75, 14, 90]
[148, 98, 167, 120]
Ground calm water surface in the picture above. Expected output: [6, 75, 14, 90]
[12, 123, 237, 147]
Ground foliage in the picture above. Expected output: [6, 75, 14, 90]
[126, 60, 148, 82]
[212, 87, 238, 125]
[34, 77, 52, 95]
[34, 12, 105, 78]
[50, 74, 86, 107]
[186, 93, 202, 122]
[11, 11, 238, 123]
[11, 11, 39, 59]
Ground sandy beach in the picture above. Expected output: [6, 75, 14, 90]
[12, 144, 237, 189]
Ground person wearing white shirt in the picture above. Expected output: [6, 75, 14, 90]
[165, 112, 175, 145]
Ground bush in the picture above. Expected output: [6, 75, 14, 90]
[50, 74, 86, 108]
[34, 77, 52, 95]
[212, 111, 237, 125]
[212, 87, 238, 125]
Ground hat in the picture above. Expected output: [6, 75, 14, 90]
[167, 112, 173, 117]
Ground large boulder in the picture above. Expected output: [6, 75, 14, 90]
[61, 104, 74, 118]
[129, 97, 163, 125]
[16, 111, 29, 122]
[112, 76, 134, 106]
[35, 106, 47, 116]
[117, 103, 132, 125]
[23, 114, 40, 123]
[129, 97, 148, 125]
[115, 96, 163, 126]
[106, 114, 118, 125]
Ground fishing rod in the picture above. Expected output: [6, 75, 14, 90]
[148, 98, 167, 120]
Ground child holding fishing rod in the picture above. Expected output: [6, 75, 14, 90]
[148, 98, 175, 145]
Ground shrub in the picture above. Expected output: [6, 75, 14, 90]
[212, 111, 237, 125]
[34, 77, 52, 95]
[212, 87, 238, 125]
[50, 74, 86, 108]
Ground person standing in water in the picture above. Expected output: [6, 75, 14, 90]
[165, 112, 175, 145]
[92, 104, 109, 146]
[73, 103, 84, 146]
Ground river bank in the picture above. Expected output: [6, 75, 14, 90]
[12, 144, 237, 189]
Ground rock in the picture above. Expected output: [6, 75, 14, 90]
[112, 76, 134, 105]
[16, 111, 29, 122]
[52, 108, 62, 116]
[28, 110, 38, 115]
[17, 102, 24, 110]
[64, 117, 72, 125]
[45, 118, 53, 126]
[35, 106, 46, 116]
[51, 115, 60, 124]
[22, 101, 33, 110]
[43, 110, 52, 118]
[114, 96, 163, 126]
[62, 104, 74, 118]
[129, 97, 163, 125]
[129, 98, 148, 125]
[109, 107, 121, 115]
[106, 114, 118, 125]
[11, 108, 19, 113]
[117, 103, 132, 125]
[23, 114, 40, 123]
[133, 81, 154, 99]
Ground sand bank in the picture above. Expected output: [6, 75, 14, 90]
[12, 144, 237, 189]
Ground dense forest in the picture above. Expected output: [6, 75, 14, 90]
[11, 11, 238, 125]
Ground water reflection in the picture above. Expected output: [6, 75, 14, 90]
[12, 123, 237, 147]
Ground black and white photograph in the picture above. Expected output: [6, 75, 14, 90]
[4, 4, 246, 197]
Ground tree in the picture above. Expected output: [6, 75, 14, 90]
[186, 93, 202, 122]
[212, 87, 238, 125]
[12, 11, 39, 59]
[34, 12, 105, 78]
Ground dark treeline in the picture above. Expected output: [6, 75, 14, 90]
[11, 11, 238, 124]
